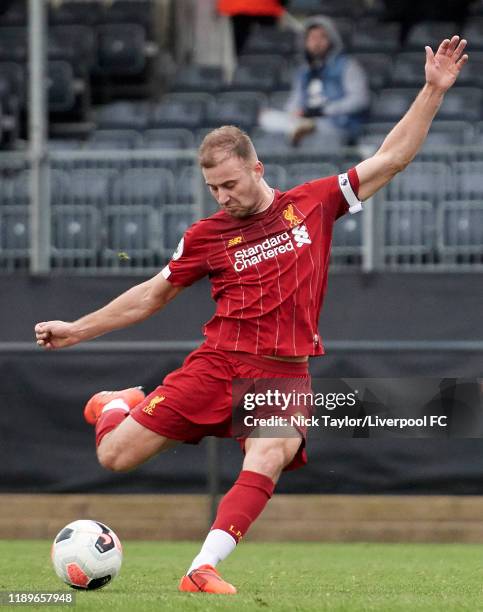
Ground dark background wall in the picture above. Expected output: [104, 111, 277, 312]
[1, 273, 482, 494]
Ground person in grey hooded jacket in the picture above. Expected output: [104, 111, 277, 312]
[260, 16, 370, 147]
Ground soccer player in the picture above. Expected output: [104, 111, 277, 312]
[35, 37, 467, 594]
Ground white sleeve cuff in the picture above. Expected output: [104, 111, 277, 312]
[338, 172, 363, 214]
[161, 265, 171, 279]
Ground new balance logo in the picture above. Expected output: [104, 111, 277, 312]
[292, 224, 311, 247]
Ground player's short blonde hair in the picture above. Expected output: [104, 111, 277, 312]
[198, 125, 257, 168]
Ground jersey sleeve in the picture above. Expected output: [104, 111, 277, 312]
[306, 166, 361, 221]
[161, 222, 210, 287]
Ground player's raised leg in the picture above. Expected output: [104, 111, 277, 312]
[179, 431, 302, 594]
[84, 387, 179, 472]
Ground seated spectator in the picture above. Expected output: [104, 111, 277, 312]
[260, 16, 370, 147]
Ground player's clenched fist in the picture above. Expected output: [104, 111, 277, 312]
[35, 320, 80, 350]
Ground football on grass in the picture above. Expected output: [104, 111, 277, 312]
[51, 519, 122, 590]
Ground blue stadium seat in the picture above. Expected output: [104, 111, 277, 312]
[151, 93, 213, 130]
[110, 168, 175, 206]
[142, 128, 195, 150]
[86, 129, 143, 150]
[438, 202, 483, 254]
[51, 205, 99, 256]
[422, 121, 474, 149]
[105, 206, 157, 255]
[383, 200, 434, 252]
[386, 161, 453, 203]
[175, 166, 202, 204]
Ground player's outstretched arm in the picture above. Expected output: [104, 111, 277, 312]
[356, 35, 468, 201]
[34, 272, 184, 350]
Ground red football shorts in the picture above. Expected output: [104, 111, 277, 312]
[130, 343, 311, 471]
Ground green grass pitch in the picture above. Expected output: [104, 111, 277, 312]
[1, 540, 483, 611]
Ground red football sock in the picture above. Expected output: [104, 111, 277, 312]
[211, 470, 275, 543]
[95, 409, 128, 447]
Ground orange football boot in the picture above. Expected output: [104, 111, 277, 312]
[178, 564, 237, 595]
[83, 387, 145, 425]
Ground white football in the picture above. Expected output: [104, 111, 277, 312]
[51, 519, 123, 590]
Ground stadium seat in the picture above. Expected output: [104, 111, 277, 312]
[383, 200, 434, 252]
[171, 65, 225, 93]
[438, 88, 483, 121]
[332, 213, 362, 251]
[100, 0, 155, 35]
[0, 169, 30, 205]
[473, 121, 483, 145]
[0, 62, 24, 107]
[371, 88, 419, 121]
[106, 205, 157, 255]
[405, 21, 457, 51]
[175, 166, 203, 204]
[353, 53, 393, 90]
[452, 162, 483, 199]
[392, 53, 426, 87]
[230, 55, 284, 92]
[262, 163, 287, 191]
[242, 26, 296, 57]
[0, 205, 29, 254]
[386, 161, 453, 203]
[110, 168, 176, 206]
[163, 210, 194, 250]
[48, 1, 103, 25]
[94, 101, 151, 130]
[51, 205, 99, 256]
[438, 201, 483, 253]
[250, 129, 293, 156]
[0, 1, 27, 26]
[142, 128, 195, 150]
[95, 24, 147, 76]
[0, 27, 26, 62]
[151, 93, 213, 130]
[285, 163, 340, 188]
[48, 139, 85, 151]
[351, 21, 401, 52]
[422, 121, 474, 149]
[48, 25, 96, 72]
[268, 90, 291, 111]
[51, 168, 115, 205]
[462, 18, 483, 51]
[86, 129, 143, 150]
[357, 122, 394, 150]
[288, 0, 361, 18]
[47, 61, 78, 113]
[206, 92, 266, 131]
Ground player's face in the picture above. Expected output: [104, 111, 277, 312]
[203, 155, 265, 218]
[305, 26, 331, 58]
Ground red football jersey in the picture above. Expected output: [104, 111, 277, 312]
[162, 168, 360, 356]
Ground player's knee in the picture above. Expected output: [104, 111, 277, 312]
[251, 446, 286, 477]
[97, 445, 134, 473]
